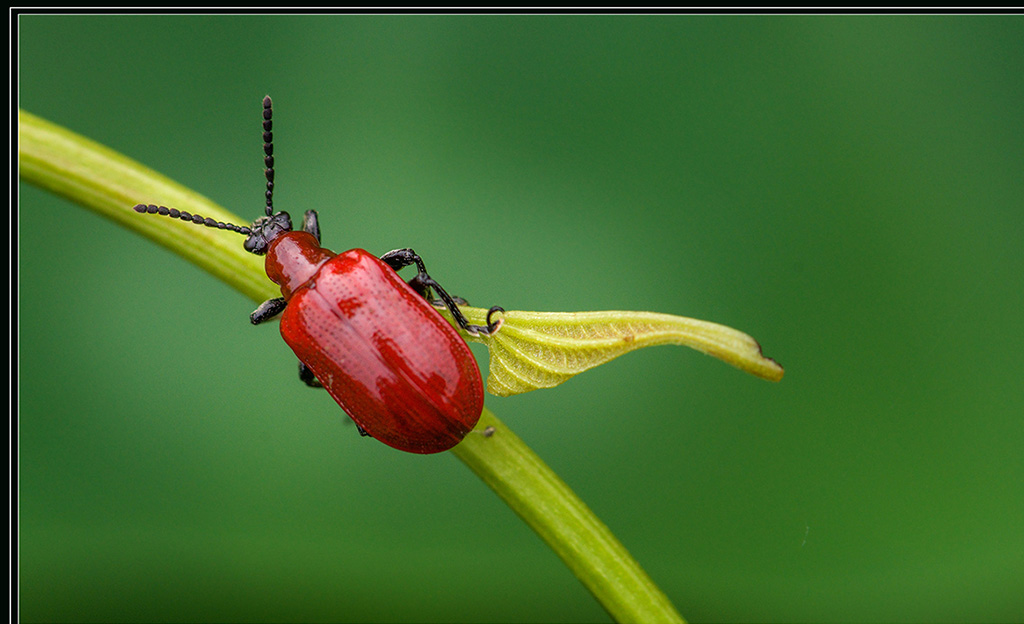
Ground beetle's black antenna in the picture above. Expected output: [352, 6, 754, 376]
[132, 203, 252, 235]
[263, 95, 274, 217]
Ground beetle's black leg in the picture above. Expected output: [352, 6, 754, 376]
[405, 273, 430, 299]
[378, 248, 503, 336]
[378, 248, 421, 272]
[298, 361, 322, 387]
[251, 297, 287, 324]
[302, 210, 320, 244]
[297, 362, 371, 438]
[406, 273, 469, 306]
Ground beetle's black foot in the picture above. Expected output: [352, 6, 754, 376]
[299, 361, 322, 388]
[465, 306, 504, 337]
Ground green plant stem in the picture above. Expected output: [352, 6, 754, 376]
[452, 411, 682, 622]
[18, 109, 685, 624]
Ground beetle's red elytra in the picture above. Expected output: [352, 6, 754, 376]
[279, 245, 484, 453]
[134, 96, 502, 454]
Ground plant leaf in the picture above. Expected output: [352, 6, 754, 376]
[439, 306, 784, 397]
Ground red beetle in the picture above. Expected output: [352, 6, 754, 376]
[135, 96, 502, 454]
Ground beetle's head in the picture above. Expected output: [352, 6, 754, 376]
[244, 211, 293, 255]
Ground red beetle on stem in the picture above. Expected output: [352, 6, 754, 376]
[134, 96, 503, 454]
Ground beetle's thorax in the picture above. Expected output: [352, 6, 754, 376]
[265, 231, 336, 300]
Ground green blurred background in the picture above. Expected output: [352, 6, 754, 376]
[18, 15, 1024, 623]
